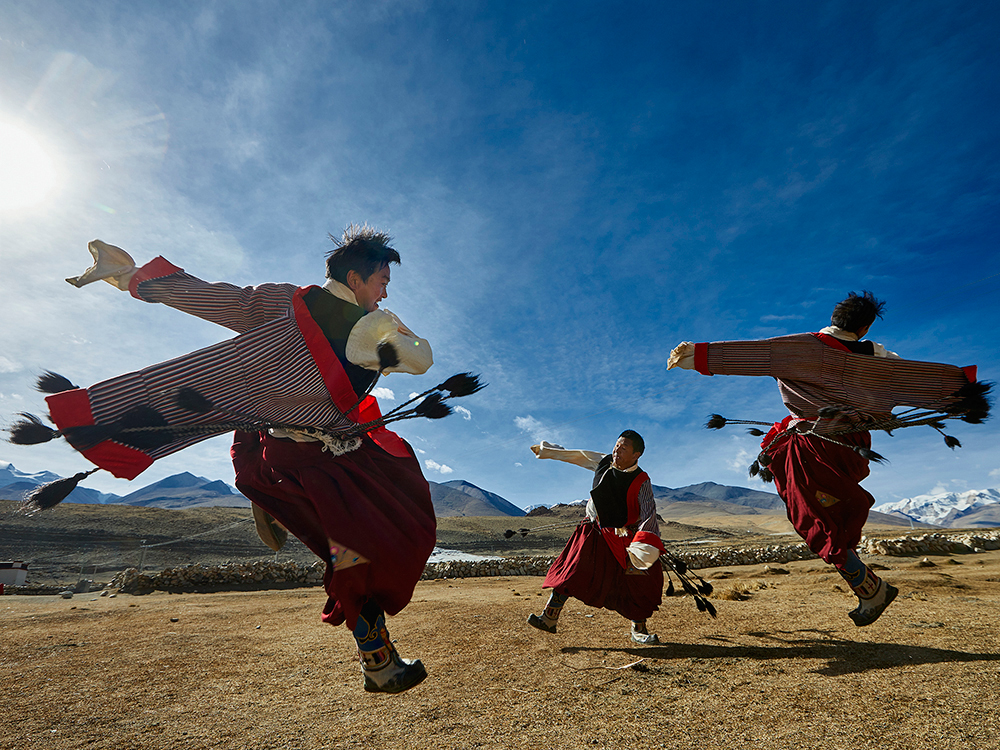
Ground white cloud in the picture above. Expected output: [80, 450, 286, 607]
[514, 415, 560, 443]
[514, 462, 522, 467]
[454, 405, 472, 420]
[989, 468, 1000, 479]
[371, 386, 395, 400]
[424, 459, 454, 475]
[0, 357, 23, 374]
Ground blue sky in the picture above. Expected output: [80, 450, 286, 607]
[1, 1, 998, 510]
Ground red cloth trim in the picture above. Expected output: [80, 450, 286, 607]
[811, 331, 853, 353]
[962, 365, 977, 383]
[292, 288, 409, 458]
[632, 530, 666, 555]
[694, 342, 712, 375]
[626, 471, 648, 526]
[45, 388, 153, 480]
[129, 257, 183, 300]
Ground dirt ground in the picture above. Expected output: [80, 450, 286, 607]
[3, 551, 1000, 750]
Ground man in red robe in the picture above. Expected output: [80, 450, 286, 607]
[669, 291, 985, 626]
[55, 227, 436, 692]
[526, 431, 666, 644]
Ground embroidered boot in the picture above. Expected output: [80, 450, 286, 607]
[359, 643, 428, 694]
[354, 601, 427, 694]
[849, 577, 899, 627]
[527, 591, 567, 634]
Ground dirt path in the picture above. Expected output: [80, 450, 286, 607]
[3, 552, 1000, 750]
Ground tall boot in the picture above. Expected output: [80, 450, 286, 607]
[353, 600, 427, 693]
[527, 591, 567, 634]
[836, 550, 899, 627]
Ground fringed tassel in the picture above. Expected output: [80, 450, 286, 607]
[20, 468, 100, 515]
[36, 371, 79, 394]
[8, 414, 59, 445]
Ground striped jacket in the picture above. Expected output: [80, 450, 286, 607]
[691, 333, 978, 429]
[46, 257, 407, 480]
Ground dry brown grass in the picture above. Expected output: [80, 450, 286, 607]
[3, 551, 1000, 749]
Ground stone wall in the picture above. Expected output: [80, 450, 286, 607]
[6, 530, 1000, 595]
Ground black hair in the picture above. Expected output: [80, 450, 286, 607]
[618, 429, 645, 455]
[325, 223, 401, 284]
[830, 290, 886, 334]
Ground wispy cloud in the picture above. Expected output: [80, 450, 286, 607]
[454, 405, 471, 420]
[371, 387, 395, 400]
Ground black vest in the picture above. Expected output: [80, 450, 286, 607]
[589, 454, 639, 529]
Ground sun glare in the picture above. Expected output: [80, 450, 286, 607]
[0, 121, 60, 212]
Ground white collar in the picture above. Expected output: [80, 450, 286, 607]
[819, 325, 858, 342]
[322, 278, 358, 307]
[613, 461, 641, 473]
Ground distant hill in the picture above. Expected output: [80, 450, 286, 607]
[0, 461, 115, 505]
[651, 481, 785, 513]
[430, 480, 525, 517]
[112, 472, 248, 509]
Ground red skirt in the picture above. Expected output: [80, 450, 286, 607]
[543, 522, 663, 622]
[230, 431, 436, 630]
[767, 431, 874, 565]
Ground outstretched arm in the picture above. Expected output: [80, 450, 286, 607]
[529, 441, 605, 471]
[68, 240, 296, 334]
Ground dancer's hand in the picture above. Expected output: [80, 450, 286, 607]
[66, 240, 136, 290]
[667, 341, 695, 370]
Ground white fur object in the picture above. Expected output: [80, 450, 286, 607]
[346, 309, 433, 375]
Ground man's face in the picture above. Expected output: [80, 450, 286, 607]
[611, 437, 641, 470]
[351, 265, 391, 312]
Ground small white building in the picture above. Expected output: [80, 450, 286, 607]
[0, 561, 28, 586]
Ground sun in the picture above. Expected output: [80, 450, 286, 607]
[0, 121, 60, 212]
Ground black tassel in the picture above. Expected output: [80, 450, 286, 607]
[758, 452, 772, 467]
[36, 371, 79, 394]
[674, 559, 688, 575]
[503, 529, 516, 539]
[377, 341, 400, 371]
[705, 414, 727, 430]
[8, 414, 58, 445]
[519, 528, 529, 537]
[948, 380, 992, 423]
[704, 599, 718, 618]
[175, 387, 216, 414]
[436, 373, 486, 398]
[414, 393, 452, 419]
[748, 460, 760, 477]
[759, 467, 774, 483]
[62, 405, 174, 452]
[694, 596, 706, 612]
[944, 434, 961, 449]
[746, 427, 766, 436]
[20, 468, 100, 514]
[698, 581, 714, 596]
[856, 446, 887, 464]
[665, 579, 675, 596]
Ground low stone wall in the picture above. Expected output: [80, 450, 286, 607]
[6, 530, 1000, 595]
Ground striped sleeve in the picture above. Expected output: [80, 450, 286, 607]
[635, 479, 659, 536]
[128, 256, 297, 334]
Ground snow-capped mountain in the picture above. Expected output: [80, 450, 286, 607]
[875, 488, 1000, 528]
[0, 461, 61, 489]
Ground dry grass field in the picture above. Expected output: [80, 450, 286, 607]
[4, 548, 1000, 750]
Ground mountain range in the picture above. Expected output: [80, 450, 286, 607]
[3, 460, 999, 527]
[875, 489, 1000, 529]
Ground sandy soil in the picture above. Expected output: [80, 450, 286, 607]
[3, 551, 1000, 750]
